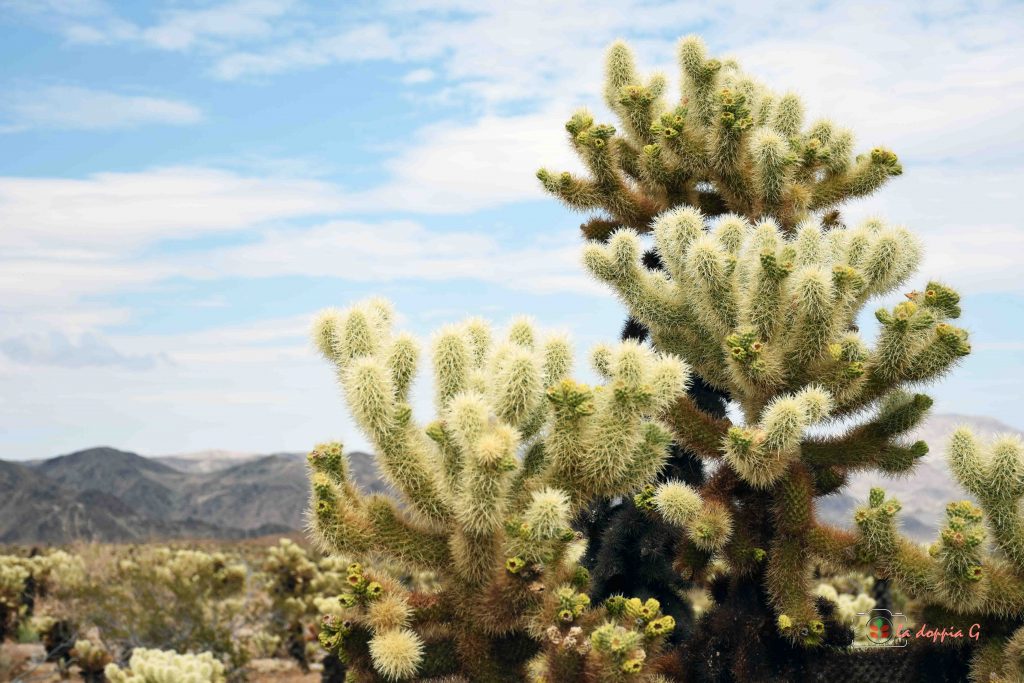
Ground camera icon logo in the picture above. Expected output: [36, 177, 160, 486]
[857, 608, 909, 647]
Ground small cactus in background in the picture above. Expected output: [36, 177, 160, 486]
[307, 299, 714, 679]
[104, 648, 226, 683]
[70, 638, 112, 682]
[0, 559, 30, 641]
[260, 538, 320, 671]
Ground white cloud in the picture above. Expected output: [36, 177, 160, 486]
[0, 86, 202, 131]
[0, 166, 346, 251]
[140, 0, 295, 51]
[352, 106, 582, 213]
[1, 0, 296, 50]
[212, 23, 399, 80]
[401, 68, 435, 85]
[843, 166, 1024, 295]
[200, 219, 598, 295]
[0, 330, 169, 370]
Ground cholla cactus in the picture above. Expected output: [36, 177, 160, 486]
[536, 35, 1010, 682]
[527, 593, 677, 682]
[70, 638, 112, 682]
[104, 648, 226, 683]
[583, 203, 968, 643]
[64, 546, 251, 673]
[0, 550, 86, 642]
[260, 539, 320, 670]
[538, 35, 901, 240]
[0, 559, 30, 641]
[308, 299, 709, 680]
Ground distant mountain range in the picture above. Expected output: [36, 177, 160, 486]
[1, 413, 1019, 545]
[0, 447, 384, 545]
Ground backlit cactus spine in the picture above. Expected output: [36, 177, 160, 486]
[308, 300, 719, 680]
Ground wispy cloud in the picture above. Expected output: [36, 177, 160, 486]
[212, 23, 399, 80]
[0, 166, 345, 250]
[1, 0, 295, 49]
[138, 0, 296, 51]
[0, 330, 170, 370]
[0, 86, 202, 132]
[2, 0, 1023, 458]
[200, 219, 598, 295]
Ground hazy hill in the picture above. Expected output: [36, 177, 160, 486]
[154, 449, 263, 473]
[0, 458, 268, 545]
[37, 447, 187, 520]
[0, 446, 382, 545]
[816, 414, 1023, 540]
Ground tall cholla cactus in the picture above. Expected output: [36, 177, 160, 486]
[538, 35, 902, 240]
[554, 36, 1021, 682]
[308, 299, 703, 680]
[584, 202, 971, 644]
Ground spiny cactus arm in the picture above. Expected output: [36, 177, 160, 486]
[449, 418, 520, 583]
[850, 489, 936, 596]
[583, 228, 729, 387]
[833, 284, 969, 417]
[663, 393, 730, 460]
[806, 522, 861, 571]
[583, 228, 698, 330]
[948, 429, 1024, 571]
[768, 464, 826, 645]
[970, 625, 1024, 683]
[808, 147, 902, 211]
[313, 305, 453, 526]
[364, 496, 452, 571]
[575, 342, 691, 498]
[723, 385, 832, 488]
[542, 342, 690, 505]
[307, 444, 450, 571]
[641, 480, 733, 552]
[368, 628, 425, 681]
[801, 392, 932, 474]
[845, 488, 1024, 617]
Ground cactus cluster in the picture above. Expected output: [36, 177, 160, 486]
[59, 546, 253, 673]
[104, 648, 226, 683]
[0, 550, 84, 643]
[260, 538, 323, 670]
[812, 432, 1024, 680]
[306, 35, 1021, 682]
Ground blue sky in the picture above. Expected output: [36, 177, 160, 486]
[1, 0, 1022, 460]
